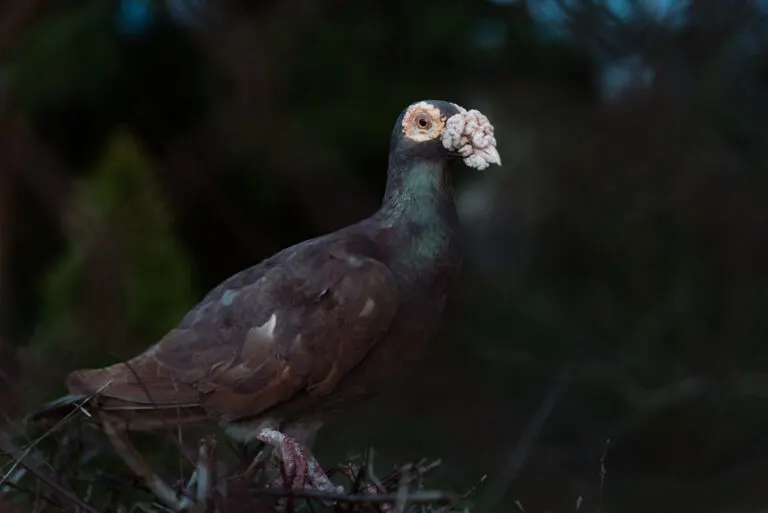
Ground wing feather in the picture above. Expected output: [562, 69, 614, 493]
[66, 238, 399, 425]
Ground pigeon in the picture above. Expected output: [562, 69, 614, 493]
[32, 99, 501, 494]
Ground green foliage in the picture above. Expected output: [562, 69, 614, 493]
[26, 130, 196, 394]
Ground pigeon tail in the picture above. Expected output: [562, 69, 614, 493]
[28, 393, 91, 425]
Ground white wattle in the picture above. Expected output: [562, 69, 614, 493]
[441, 108, 501, 170]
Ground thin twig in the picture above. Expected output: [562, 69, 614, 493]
[465, 473, 487, 498]
[0, 380, 112, 484]
[183, 470, 198, 502]
[120, 361, 196, 468]
[0, 431, 99, 513]
[365, 449, 386, 494]
[480, 368, 569, 511]
[244, 445, 271, 478]
[98, 411, 194, 512]
[434, 473, 486, 513]
[250, 487, 459, 505]
[380, 459, 441, 491]
[351, 445, 371, 494]
[0, 478, 64, 510]
[597, 438, 610, 513]
[393, 464, 412, 513]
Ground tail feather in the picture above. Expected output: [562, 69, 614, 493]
[28, 393, 92, 425]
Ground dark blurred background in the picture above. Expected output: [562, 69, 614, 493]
[2, 0, 768, 511]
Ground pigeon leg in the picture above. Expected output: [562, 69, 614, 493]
[256, 427, 342, 493]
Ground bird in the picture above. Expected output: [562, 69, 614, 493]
[32, 99, 501, 495]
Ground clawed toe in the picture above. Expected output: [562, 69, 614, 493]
[256, 427, 342, 494]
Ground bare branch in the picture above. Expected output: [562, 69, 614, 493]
[248, 487, 459, 505]
[479, 368, 570, 511]
[98, 412, 194, 512]
[0, 430, 99, 513]
[0, 380, 112, 484]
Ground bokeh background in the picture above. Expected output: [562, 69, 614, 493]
[3, 0, 768, 511]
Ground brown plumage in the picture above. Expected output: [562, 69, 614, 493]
[32, 100, 501, 458]
[60, 236, 398, 434]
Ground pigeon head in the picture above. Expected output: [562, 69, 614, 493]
[391, 100, 501, 170]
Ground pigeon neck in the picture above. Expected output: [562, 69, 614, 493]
[376, 157, 459, 266]
[380, 157, 453, 220]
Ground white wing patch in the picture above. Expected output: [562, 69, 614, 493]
[359, 298, 376, 317]
[240, 313, 278, 361]
[253, 313, 277, 340]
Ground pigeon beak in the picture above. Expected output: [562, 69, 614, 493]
[482, 145, 501, 167]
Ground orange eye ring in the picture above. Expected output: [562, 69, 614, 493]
[415, 114, 432, 130]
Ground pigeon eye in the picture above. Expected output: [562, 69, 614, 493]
[415, 114, 432, 130]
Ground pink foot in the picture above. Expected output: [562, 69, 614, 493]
[256, 427, 342, 493]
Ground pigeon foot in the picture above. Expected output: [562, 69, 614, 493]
[256, 427, 342, 493]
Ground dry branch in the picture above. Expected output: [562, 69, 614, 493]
[247, 487, 459, 506]
[0, 431, 98, 513]
[98, 412, 195, 512]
